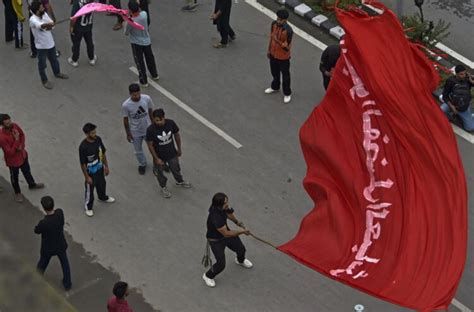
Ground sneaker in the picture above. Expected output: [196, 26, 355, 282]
[30, 51, 37, 58]
[138, 165, 146, 175]
[15, 44, 28, 50]
[264, 87, 278, 94]
[112, 22, 123, 31]
[235, 258, 253, 269]
[213, 42, 227, 49]
[55, 73, 69, 79]
[15, 193, 24, 203]
[161, 187, 172, 198]
[42, 81, 53, 89]
[151, 75, 160, 81]
[100, 196, 115, 203]
[284, 95, 292, 104]
[85, 209, 94, 217]
[181, 4, 197, 12]
[175, 181, 192, 188]
[29, 183, 45, 190]
[229, 35, 236, 42]
[56, 50, 61, 57]
[67, 57, 79, 67]
[89, 55, 97, 66]
[202, 273, 216, 287]
[140, 82, 149, 87]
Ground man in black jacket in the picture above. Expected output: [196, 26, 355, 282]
[34, 195, 72, 290]
[319, 44, 340, 90]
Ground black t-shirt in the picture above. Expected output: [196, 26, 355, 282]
[146, 119, 179, 161]
[34, 209, 68, 255]
[206, 206, 231, 239]
[442, 76, 473, 111]
[79, 136, 106, 174]
[320, 44, 341, 73]
[71, 0, 93, 32]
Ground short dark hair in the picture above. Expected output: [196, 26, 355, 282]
[0, 113, 11, 125]
[276, 9, 289, 19]
[40, 196, 55, 211]
[455, 65, 466, 74]
[211, 193, 227, 209]
[30, 0, 42, 14]
[152, 109, 165, 119]
[113, 281, 128, 299]
[82, 123, 97, 134]
[129, 83, 140, 94]
[128, 0, 140, 13]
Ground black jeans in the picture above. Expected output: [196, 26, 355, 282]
[3, 0, 14, 42]
[71, 30, 94, 62]
[131, 43, 158, 84]
[205, 237, 246, 279]
[270, 56, 291, 96]
[9, 157, 36, 194]
[216, 13, 234, 45]
[84, 169, 108, 211]
[37, 47, 60, 82]
[153, 157, 183, 188]
[37, 250, 72, 289]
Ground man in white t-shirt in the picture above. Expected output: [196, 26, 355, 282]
[29, 0, 68, 89]
[122, 83, 154, 175]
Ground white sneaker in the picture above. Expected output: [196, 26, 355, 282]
[151, 75, 160, 81]
[161, 187, 172, 198]
[283, 95, 292, 104]
[235, 258, 253, 269]
[202, 273, 216, 287]
[175, 181, 192, 188]
[85, 210, 94, 217]
[264, 87, 278, 94]
[67, 57, 79, 67]
[100, 196, 115, 203]
[89, 55, 97, 66]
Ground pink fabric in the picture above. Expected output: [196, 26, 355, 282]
[71, 3, 144, 30]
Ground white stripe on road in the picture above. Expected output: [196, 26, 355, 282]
[452, 298, 473, 312]
[247, 2, 474, 311]
[246, 0, 474, 145]
[436, 42, 474, 69]
[129, 67, 243, 149]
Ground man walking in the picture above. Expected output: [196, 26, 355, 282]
[264, 9, 293, 104]
[202, 192, 252, 288]
[0, 114, 44, 203]
[146, 109, 191, 198]
[107, 281, 134, 312]
[125, 0, 159, 87]
[68, 0, 97, 67]
[319, 44, 340, 90]
[122, 83, 153, 175]
[29, 0, 68, 89]
[3, 0, 26, 49]
[35, 195, 72, 291]
[79, 123, 115, 217]
[210, 0, 235, 48]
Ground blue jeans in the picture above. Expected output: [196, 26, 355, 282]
[440, 103, 474, 132]
[131, 135, 147, 167]
[37, 46, 60, 82]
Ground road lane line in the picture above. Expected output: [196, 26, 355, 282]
[452, 123, 474, 144]
[436, 42, 474, 69]
[129, 67, 243, 149]
[452, 298, 473, 312]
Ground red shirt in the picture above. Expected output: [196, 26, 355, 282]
[107, 297, 134, 312]
[0, 123, 27, 167]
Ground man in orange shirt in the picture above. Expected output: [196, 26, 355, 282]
[264, 9, 293, 104]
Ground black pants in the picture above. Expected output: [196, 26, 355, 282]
[322, 73, 331, 90]
[84, 169, 108, 211]
[205, 237, 246, 279]
[153, 156, 183, 188]
[3, 0, 16, 42]
[270, 56, 291, 96]
[216, 13, 234, 45]
[110, 0, 124, 23]
[37, 250, 72, 289]
[9, 157, 36, 194]
[131, 43, 158, 84]
[71, 30, 94, 62]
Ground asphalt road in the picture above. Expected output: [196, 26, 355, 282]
[0, 0, 472, 311]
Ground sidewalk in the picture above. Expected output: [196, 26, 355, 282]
[0, 177, 157, 312]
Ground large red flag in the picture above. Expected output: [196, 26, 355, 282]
[278, 3, 467, 311]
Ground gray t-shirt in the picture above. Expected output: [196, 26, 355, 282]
[122, 94, 153, 137]
[125, 11, 151, 46]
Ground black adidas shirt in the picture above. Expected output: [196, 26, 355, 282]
[146, 119, 179, 161]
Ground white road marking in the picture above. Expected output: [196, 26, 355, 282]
[246, 2, 474, 311]
[129, 67, 243, 149]
[246, 0, 474, 145]
[452, 298, 473, 312]
[436, 42, 474, 69]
